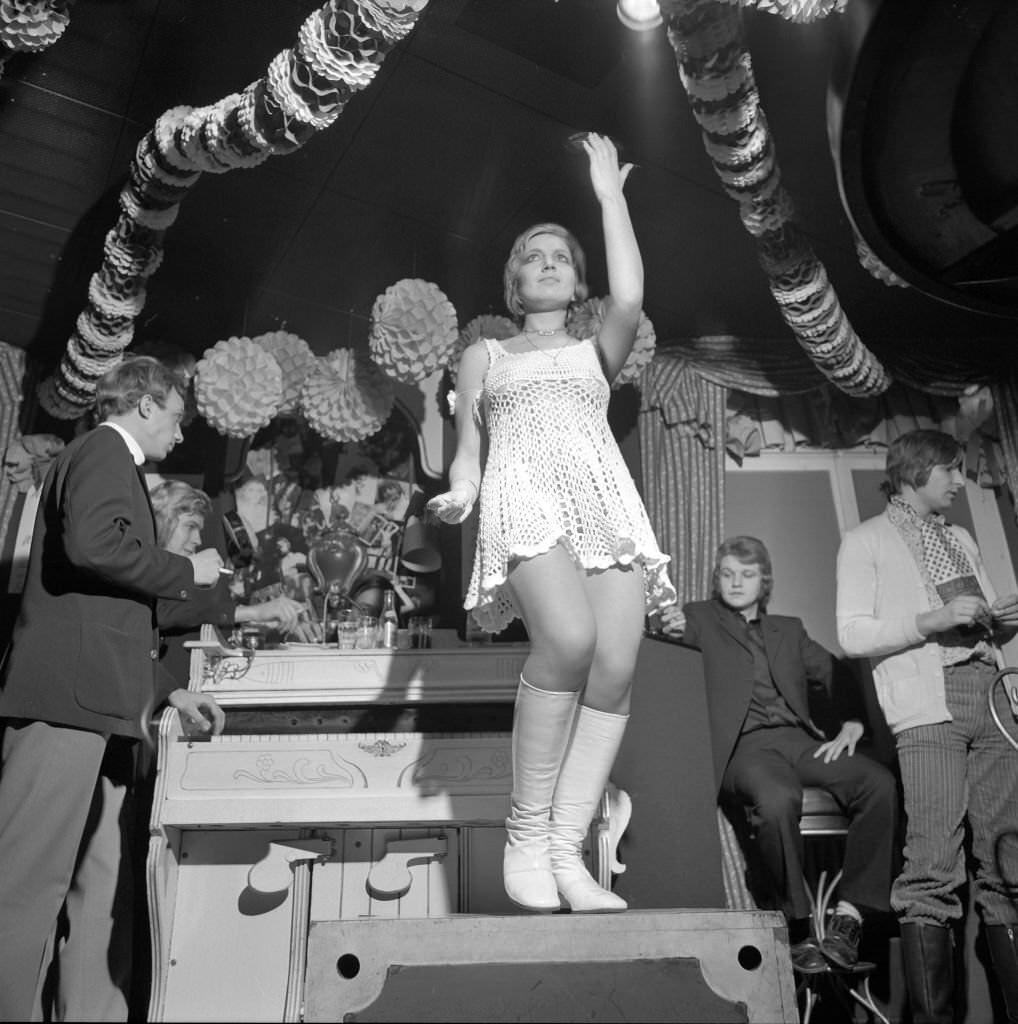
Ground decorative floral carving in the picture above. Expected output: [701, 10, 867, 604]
[231, 751, 358, 786]
[358, 738, 408, 757]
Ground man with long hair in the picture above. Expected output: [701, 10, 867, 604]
[664, 536, 897, 974]
[837, 428, 1018, 1022]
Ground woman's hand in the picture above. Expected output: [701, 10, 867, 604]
[426, 483, 476, 525]
[583, 132, 633, 203]
[286, 617, 323, 643]
[238, 595, 308, 634]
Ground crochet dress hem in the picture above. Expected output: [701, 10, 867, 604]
[467, 531, 676, 635]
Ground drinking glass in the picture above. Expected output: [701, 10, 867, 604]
[356, 615, 379, 649]
[408, 616, 432, 649]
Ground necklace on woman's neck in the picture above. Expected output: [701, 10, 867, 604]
[526, 326, 564, 337]
[522, 329, 569, 363]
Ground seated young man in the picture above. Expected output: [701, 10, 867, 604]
[661, 536, 897, 973]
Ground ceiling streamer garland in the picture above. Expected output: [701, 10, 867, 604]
[0, 0, 74, 70]
[36, 0, 429, 420]
[710, 0, 847, 22]
[660, 0, 890, 397]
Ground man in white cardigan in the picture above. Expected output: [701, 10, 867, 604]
[837, 428, 1018, 1024]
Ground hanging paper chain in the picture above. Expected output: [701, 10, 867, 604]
[38, 0, 429, 419]
[660, 0, 889, 397]
[710, 0, 847, 23]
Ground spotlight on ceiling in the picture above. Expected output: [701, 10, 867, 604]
[617, 0, 662, 31]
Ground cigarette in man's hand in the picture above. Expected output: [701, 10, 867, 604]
[218, 567, 235, 576]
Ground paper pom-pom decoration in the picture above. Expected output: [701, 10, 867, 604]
[566, 297, 656, 388]
[369, 278, 459, 384]
[300, 347, 394, 442]
[251, 330, 316, 413]
[0, 0, 74, 56]
[194, 336, 283, 438]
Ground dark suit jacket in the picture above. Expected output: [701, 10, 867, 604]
[681, 599, 832, 791]
[0, 426, 199, 739]
[155, 580, 236, 709]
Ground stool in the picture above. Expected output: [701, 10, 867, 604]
[797, 786, 888, 1024]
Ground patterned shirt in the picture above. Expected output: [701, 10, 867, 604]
[887, 496, 991, 666]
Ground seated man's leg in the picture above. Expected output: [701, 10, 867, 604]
[723, 728, 830, 973]
[722, 728, 811, 922]
[798, 743, 897, 917]
[796, 737, 898, 968]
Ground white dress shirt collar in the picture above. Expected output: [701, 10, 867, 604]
[100, 421, 145, 466]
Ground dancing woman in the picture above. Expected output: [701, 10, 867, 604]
[429, 133, 675, 912]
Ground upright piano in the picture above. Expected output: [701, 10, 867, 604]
[146, 626, 622, 1022]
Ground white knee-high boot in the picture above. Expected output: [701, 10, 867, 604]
[503, 676, 580, 910]
[550, 704, 629, 912]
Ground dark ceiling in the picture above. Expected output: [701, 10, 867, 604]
[0, 0, 1015, 406]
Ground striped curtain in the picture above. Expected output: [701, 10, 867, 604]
[0, 343, 28, 592]
[638, 354, 758, 908]
[638, 355, 726, 608]
[992, 373, 1018, 524]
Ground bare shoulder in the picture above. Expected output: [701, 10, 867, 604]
[457, 339, 492, 390]
[460, 338, 493, 367]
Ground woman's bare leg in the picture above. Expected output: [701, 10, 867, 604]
[581, 563, 646, 713]
[549, 563, 646, 910]
[507, 544, 597, 692]
[499, 544, 597, 909]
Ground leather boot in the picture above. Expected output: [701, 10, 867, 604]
[503, 677, 579, 911]
[549, 705, 628, 912]
[899, 922, 955, 1024]
[985, 924, 1018, 1024]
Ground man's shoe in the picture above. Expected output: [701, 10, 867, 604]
[821, 913, 862, 969]
[790, 936, 828, 974]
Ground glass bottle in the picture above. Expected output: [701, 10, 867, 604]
[380, 589, 399, 650]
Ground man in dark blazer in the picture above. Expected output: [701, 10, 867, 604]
[0, 356, 223, 1022]
[662, 536, 897, 976]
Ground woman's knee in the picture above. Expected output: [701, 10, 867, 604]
[530, 620, 596, 678]
[589, 645, 639, 692]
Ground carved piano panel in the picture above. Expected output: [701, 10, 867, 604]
[148, 627, 618, 1022]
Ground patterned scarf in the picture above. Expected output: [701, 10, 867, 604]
[887, 496, 989, 663]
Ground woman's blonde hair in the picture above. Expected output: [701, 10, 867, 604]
[149, 480, 212, 549]
[502, 222, 588, 320]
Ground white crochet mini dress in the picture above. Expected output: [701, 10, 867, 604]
[465, 336, 676, 633]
